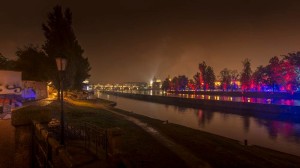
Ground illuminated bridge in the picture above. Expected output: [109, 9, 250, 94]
[93, 82, 148, 91]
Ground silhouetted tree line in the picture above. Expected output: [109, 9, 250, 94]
[162, 53, 300, 93]
[0, 53, 15, 70]
[0, 5, 91, 91]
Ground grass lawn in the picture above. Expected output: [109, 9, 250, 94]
[45, 100, 187, 168]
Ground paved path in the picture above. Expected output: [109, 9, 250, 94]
[0, 120, 15, 168]
[0, 98, 54, 168]
[0, 106, 13, 120]
[0, 112, 11, 120]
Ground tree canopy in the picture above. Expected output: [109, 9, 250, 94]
[2, 5, 91, 91]
[161, 78, 171, 91]
[205, 66, 216, 90]
[240, 58, 252, 91]
[198, 61, 216, 90]
[219, 68, 231, 91]
[15, 45, 49, 81]
[0, 53, 15, 70]
[42, 5, 91, 90]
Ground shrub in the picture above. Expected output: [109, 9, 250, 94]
[11, 105, 51, 126]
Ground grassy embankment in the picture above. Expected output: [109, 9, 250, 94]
[73, 98, 300, 168]
[43, 99, 187, 168]
[112, 108, 300, 168]
[15, 98, 300, 168]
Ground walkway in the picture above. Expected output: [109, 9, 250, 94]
[0, 98, 54, 168]
[0, 112, 11, 120]
[0, 120, 15, 168]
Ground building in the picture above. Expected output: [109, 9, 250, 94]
[0, 70, 22, 112]
[22, 80, 48, 100]
[150, 77, 162, 90]
[0, 70, 49, 113]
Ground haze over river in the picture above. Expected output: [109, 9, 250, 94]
[96, 92, 300, 156]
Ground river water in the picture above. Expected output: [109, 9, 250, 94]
[96, 92, 300, 156]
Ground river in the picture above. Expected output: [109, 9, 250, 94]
[96, 91, 300, 157]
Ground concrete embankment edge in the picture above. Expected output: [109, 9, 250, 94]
[103, 92, 300, 116]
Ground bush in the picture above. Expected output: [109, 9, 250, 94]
[11, 105, 51, 126]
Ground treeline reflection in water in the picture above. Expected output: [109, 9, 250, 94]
[167, 104, 300, 142]
[97, 92, 300, 156]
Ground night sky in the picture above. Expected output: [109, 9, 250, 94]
[2, 0, 300, 83]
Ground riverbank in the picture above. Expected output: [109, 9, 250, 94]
[103, 91, 300, 117]
[111, 108, 300, 168]
[64, 97, 300, 168]
[7, 97, 299, 167]
[169, 90, 300, 99]
[48, 99, 188, 168]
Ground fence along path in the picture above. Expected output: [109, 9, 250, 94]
[32, 120, 121, 167]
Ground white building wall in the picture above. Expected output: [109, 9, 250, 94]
[0, 70, 22, 95]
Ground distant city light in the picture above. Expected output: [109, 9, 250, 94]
[83, 80, 89, 84]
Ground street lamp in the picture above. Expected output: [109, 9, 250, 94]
[56, 57, 67, 145]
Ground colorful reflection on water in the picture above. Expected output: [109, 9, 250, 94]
[126, 90, 300, 106]
[97, 92, 300, 157]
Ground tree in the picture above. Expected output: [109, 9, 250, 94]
[178, 75, 188, 91]
[280, 57, 298, 92]
[171, 76, 179, 91]
[284, 52, 300, 66]
[264, 54, 300, 92]
[198, 62, 215, 90]
[219, 68, 231, 91]
[187, 79, 195, 90]
[252, 65, 268, 91]
[198, 61, 207, 90]
[266, 56, 281, 91]
[205, 66, 216, 90]
[240, 59, 252, 91]
[0, 53, 7, 66]
[161, 78, 171, 91]
[15, 45, 49, 81]
[193, 72, 201, 90]
[0, 53, 15, 70]
[230, 70, 239, 91]
[282, 52, 300, 92]
[42, 5, 91, 90]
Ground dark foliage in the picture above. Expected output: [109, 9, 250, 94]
[42, 5, 91, 90]
[240, 58, 252, 91]
[15, 45, 49, 81]
[0, 53, 16, 70]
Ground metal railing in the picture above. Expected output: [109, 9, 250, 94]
[63, 122, 109, 158]
[83, 122, 108, 158]
[32, 121, 72, 168]
[32, 120, 115, 167]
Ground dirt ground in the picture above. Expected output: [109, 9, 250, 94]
[0, 120, 15, 168]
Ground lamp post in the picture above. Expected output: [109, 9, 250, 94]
[56, 57, 67, 146]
